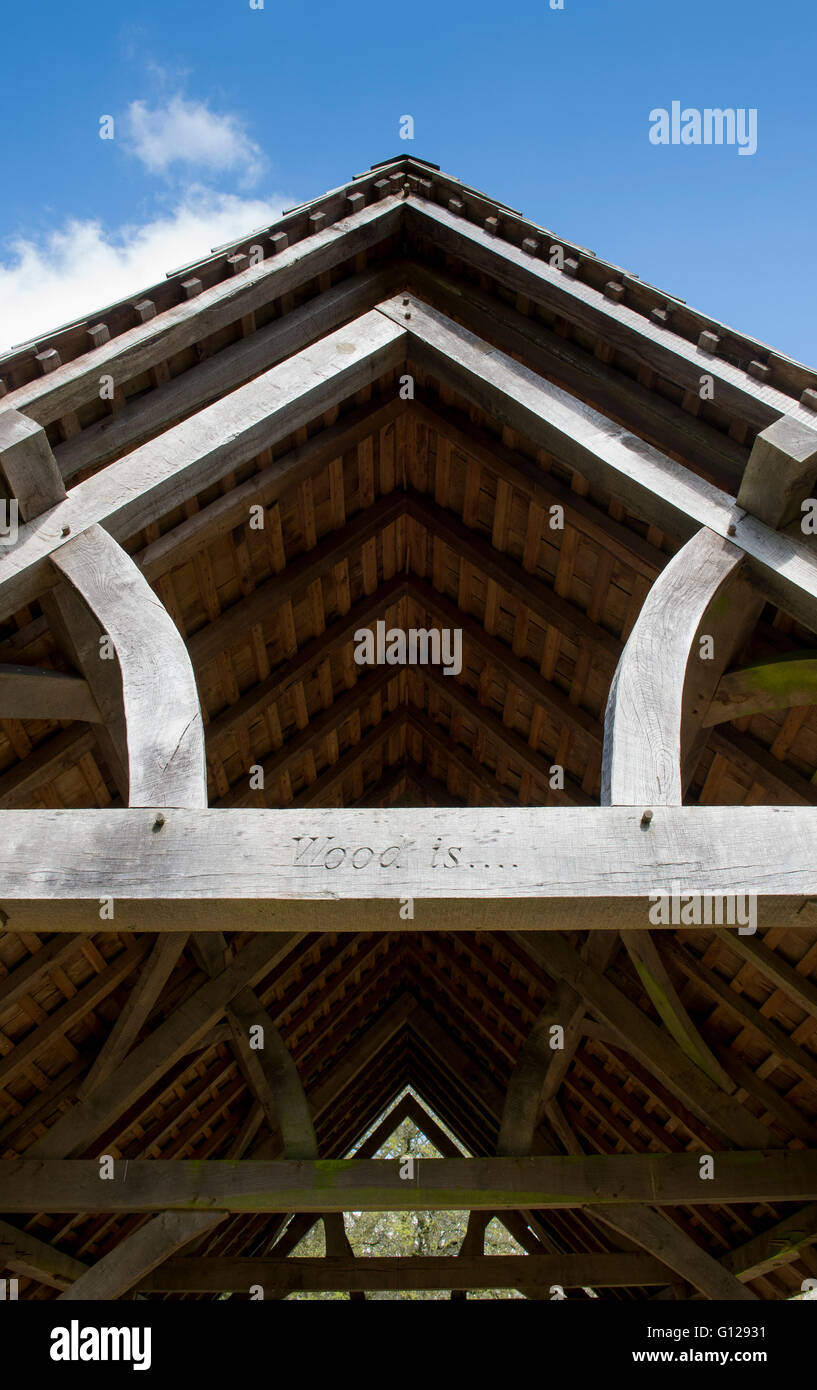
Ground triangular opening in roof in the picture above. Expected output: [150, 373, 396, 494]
[287, 1087, 526, 1300]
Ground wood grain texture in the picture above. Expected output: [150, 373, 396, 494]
[0, 408, 65, 520]
[51, 524, 206, 808]
[380, 294, 817, 636]
[0, 806, 814, 909]
[4, 198, 402, 426]
[737, 415, 817, 529]
[54, 266, 401, 481]
[602, 527, 749, 805]
[497, 980, 586, 1157]
[722, 1202, 817, 1281]
[405, 200, 814, 431]
[619, 929, 735, 1092]
[0, 312, 407, 623]
[0, 1218, 88, 1291]
[76, 933, 188, 1099]
[5, 1151, 816, 1212]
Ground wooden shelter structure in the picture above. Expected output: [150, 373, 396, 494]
[1, 155, 817, 1301]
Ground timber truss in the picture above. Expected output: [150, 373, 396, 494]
[1, 156, 817, 1300]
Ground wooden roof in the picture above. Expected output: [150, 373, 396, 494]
[2, 156, 817, 1300]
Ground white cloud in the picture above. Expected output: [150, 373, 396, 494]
[0, 187, 289, 353]
[123, 96, 266, 185]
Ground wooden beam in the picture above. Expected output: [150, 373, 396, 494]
[54, 266, 402, 480]
[0, 663, 100, 722]
[515, 932, 772, 1148]
[602, 527, 756, 806]
[705, 653, 817, 726]
[409, 576, 603, 749]
[383, 294, 817, 635]
[0, 934, 85, 1013]
[188, 491, 405, 673]
[49, 525, 206, 808]
[0, 1218, 88, 1291]
[737, 416, 817, 530]
[709, 929, 817, 1021]
[547, 1096, 757, 1299]
[619, 930, 735, 1092]
[218, 665, 397, 808]
[405, 199, 812, 431]
[412, 998, 755, 1302]
[204, 577, 406, 759]
[0, 312, 407, 624]
[722, 1202, 817, 1281]
[58, 1212, 227, 1301]
[545, 959, 758, 1301]
[1, 807, 817, 934]
[26, 933, 301, 1158]
[406, 710, 517, 806]
[407, 490, 621, 665]
[708, 725, 817, 805]
[192, 932, 317, 1159]
[6, 198, 403, 428]
[0, 408, 66, 519]
[661, 937, 817, 1088]
[136, 398, 402, 584]
[0, 938, 151, 1094]
[498, 981, 589, 1157]
[413, 402, 664, 581]
[421, 663, 594, 806]
[4, 1151, 815, 1212]
[594, 1205, 757, 1302]
[291, 708, 404, 807]
[407, 266, 747, 490]
[0, 726, 96, 811]
[136, 1252, 672, 1293]
[76, 934, 188, 1099]
[523, 966, 747, 1302]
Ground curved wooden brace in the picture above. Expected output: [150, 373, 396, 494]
[705, 652, 817, 727]
[602, 526, 759, 806]
[49, 523, 206, 808]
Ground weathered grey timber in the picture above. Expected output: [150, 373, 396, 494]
[0, 807, 814, 930]
[51, 524, 206, 807]
[4, 1152, 817, 1211]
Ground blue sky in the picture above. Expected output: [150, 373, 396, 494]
[0, 0, 814, 364]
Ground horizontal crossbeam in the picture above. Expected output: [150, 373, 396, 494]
[0, 806, 814, 933]
[136, 1253, 672, 1292]
[3, 1152, 815, 1211]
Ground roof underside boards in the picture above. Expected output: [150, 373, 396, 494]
[1, 158, 817, 1299]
